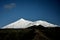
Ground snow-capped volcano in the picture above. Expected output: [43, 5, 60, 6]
[2, 18, 57, 28]
[2, 18, 33, 28]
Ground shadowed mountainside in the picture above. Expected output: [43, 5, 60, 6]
[0, 25, 59, 40]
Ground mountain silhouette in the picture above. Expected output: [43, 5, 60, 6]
[0, 25, 58, 40]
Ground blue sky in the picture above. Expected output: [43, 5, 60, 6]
[0, 0, 60, 27]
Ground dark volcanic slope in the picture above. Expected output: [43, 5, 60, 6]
[0, 25, 59, 40]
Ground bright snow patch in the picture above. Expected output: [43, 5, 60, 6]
[2, 18, 57, 28]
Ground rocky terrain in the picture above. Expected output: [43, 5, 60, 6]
[0, 25, 59, 40]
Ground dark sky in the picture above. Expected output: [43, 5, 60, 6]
[0, 0, 60, 27]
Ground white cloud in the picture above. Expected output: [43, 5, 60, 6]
[4, 3, 16, 9]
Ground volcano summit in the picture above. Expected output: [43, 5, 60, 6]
[2, 18, 57, 29]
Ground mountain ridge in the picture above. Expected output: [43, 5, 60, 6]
[2, 18, 58, 28]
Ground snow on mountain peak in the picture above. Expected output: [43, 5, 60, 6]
[26, 20, 57, 27]
[19, 18, 25, 21]
[33, 20, 57, 27]
[2, 18, 33, 28]
[2, 18, 58, 29]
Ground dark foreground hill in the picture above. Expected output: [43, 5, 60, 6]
[0, 25, 59, 40]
